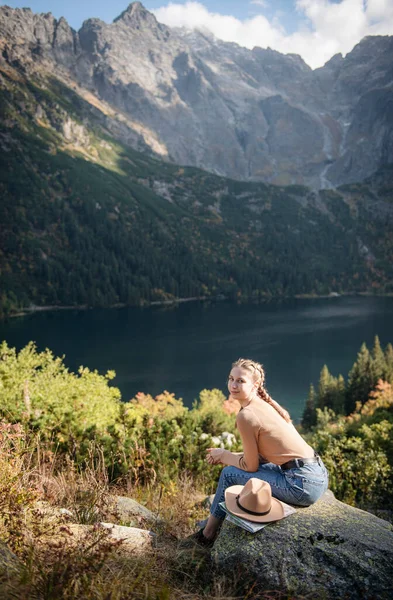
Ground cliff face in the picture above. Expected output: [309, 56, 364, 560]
[1, 2, 392, 188]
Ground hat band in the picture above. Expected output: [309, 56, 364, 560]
[236, 495, 271, 517]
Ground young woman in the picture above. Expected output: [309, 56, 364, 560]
[197, 358, 329, 546]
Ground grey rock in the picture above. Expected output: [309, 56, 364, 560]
[212, 490, 393, 599]
[65, 522, 154, 552]
[201, 494, 215, 509]
[0, 3, 392, 188]
[111, 495, 161, 526]
[53, 17, 78, 68]
[100, 522, 155, 550]
[34, 500, 74, 521]
[0, 541, 21, 577]
[59, 507, 74, 518]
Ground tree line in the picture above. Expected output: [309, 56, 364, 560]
[302, 336, 393, 426]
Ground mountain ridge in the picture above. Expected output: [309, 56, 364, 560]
[1, 3, 392, 188]
[1, 61, 393, 316]
[1, 3, 393, 316]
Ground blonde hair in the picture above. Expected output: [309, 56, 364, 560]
[231, 358, 291, 423]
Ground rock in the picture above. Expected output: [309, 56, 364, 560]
[0, 541, 21, 577]
[34, 500, 74, 521]
[110, 495, 162, 526]
[212, 490, 393, 599]
[43, 522, 154, 554]
[100, 523, 155, 550]
[366, 509, 393, 524]
[34, 496, 160, 528]
[61, 117, 90, 146]
[59, 508, 74, 518]
[201, 494, 215, 510]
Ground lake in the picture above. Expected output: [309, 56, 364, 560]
[1, 296, 393, 421]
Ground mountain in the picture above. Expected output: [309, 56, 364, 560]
[1, 3, 393, 316]
[1, 2, 392, 188]
[1, 55, 393, 316]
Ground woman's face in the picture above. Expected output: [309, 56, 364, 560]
[227, 367, 258, 403]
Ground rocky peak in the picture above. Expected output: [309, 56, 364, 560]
[323, 52, 344, 69]
[0, 5, 32, 18]
[350, 34, 393, 59]
[0, 6, 77, 68]
[0, 4, 391, 189]
[113, 2, 158, 29]
[80, 18, 107, 32]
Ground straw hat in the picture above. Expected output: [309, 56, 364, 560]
[225, 478, 285, 523]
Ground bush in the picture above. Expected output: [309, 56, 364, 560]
[0, 343, 240, 488]
[0, 341, 121, 437]
[309, 382, 393, 507]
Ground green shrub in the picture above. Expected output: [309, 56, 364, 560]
[0, 343, 240, 487]
[310, 383, 393, 507]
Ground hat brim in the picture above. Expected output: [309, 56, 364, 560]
[225, 485, 286, 523]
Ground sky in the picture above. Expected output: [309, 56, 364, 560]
[2, 1, 393, 68]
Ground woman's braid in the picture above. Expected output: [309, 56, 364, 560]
[232, 358, 291, 423]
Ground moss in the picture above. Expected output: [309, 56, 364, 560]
[213, 492, 393, 599]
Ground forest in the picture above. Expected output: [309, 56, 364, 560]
[1, 67, 393, 318]
[302, 336, 393, 507]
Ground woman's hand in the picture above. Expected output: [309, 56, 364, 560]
[206, 447, 225, 465]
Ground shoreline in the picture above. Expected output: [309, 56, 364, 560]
[10, 296, 213, 318]
[8, 291, 393, 319]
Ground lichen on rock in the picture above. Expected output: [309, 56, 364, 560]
[212, 490, 393, 599]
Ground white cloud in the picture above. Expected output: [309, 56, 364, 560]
[152, 0, 393, 69]
[366, 0, 392, 20]
[250, 0, 268, 7]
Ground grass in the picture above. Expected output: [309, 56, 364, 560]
[0, 422, 249, 600]
[0, 421, 303, 599]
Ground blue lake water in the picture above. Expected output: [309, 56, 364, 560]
[1, 296, 393, 421]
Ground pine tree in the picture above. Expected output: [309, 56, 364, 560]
[345, 342, 374, 414]
[371, 335, 387, 382]
[315, 365, 345, 413]
[302, 384, 317, 429]
[332, 374, 346, 414]
[317, 365, 332, 408]
[385, 343, 393, 384]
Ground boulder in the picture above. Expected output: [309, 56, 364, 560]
[109, 495, 161, 527]
[100, 523, 155, 551]
[201, 494, 215, 510]
[48, 523, 154, 554]
[34, 500, 74, 521]
[212, 491, 393, 599]
[0, 541, 21, 578]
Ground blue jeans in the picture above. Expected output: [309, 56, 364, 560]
[210, 460, 329, 520]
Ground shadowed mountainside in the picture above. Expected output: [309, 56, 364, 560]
[1, 63, 393, 315]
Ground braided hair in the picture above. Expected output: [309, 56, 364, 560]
[231, 358, 291, 423]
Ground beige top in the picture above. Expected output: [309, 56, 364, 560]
[222, 399, 314, 472]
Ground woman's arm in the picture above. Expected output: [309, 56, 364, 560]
[206, 449, 243, 466]
[206, 410, 260, 472]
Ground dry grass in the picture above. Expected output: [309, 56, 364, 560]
[0, 424, 296, 600]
